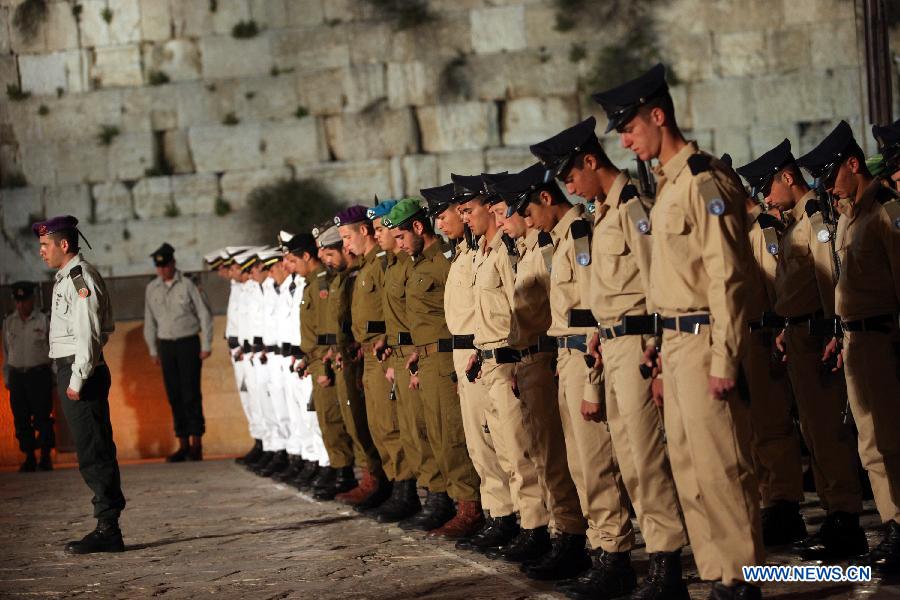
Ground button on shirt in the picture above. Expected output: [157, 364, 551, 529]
[408, 241, 452, 346]
[2, 310, 51, 380]
[548, 203, 596, 337]
[473, 231, 516, 349]
[509, 230, 551, 349]
[352, 246, 387, 344]
[383, 252, 411, 345]
[143, 270, 213, 356]
[50, 253, 115, 392]
[444, 242, 477, 336]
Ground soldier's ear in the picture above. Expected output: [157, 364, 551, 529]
[648, 106, 666, 127]
[539, 190, 554, 206]
[846, 155, 861, 175]
[780, 169, 794, 187]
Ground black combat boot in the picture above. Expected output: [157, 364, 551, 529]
[794, 511, 868, 560]
[761, 501, 807, 546]
[38, 448, 53, 471]
[19, 452, 36, 473]
[521, 532, 592, 581]
[247, 450, 274, 472]
[291, 461, 320, 490]
[398, 491, 455, 531]
[310, 466, 336, 495]
[455, 517, 494, 550]
[557, 550, 637, 599]
[353, 475, 393, 514]
[374, 480, 421, 523]
[631, 550, 690, 600]
[466, 513, 519, 553]
[166, 436, 190, 463]
[858, 520, 900, 575]
[314, 466, 356, 501]
[235, 439, 262, 465]
[709, 582, 761, 600]
[259, 450, 290, 477]
[487, 525, 552, 563]
[65, 519, 125, 554]
[273, 456, 305, 482]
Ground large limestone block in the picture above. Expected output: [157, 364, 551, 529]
[324, 106, 417, 161]
[294, 159, 394, 201]
[133, 176, 174, 218]
[829, 67, 863, 119]
[139, 0, 171, 41]
[0, 186, 43, 232]
[0, 55, 16, 89]
[121, 86, 177, 131]
[248, 0, 287, 28]
[54, 138, 110, 184]
[172, 173, 219, 216]
[189, 123, 264, 173]
[44, 184, 92, 221]
[92, 44, 143, 87]
[8, 0, 79, 53]
[171, 0, 215, 37]
[343, 63, 387, 113]
[465, 49, 577, 101]
[162, 129, 195, 174]
[784, 0, 852, 26]
[210, 0, 251, 36]
[689, 78, 753, 129]
[295, 68, 346, 115]
[200, 34, 271, 79]
[18, 49, 89, 96]
[143, 39, 202, 82]
[219, 166, 291, 209]
[386, 60, 440, 108]
[271, 26, 350, 72]
[417, 102, 500, 153]
[261, 117, 327, 167]
[766, 28, 811, 74]
[501, 96, 579, 146]
[234, 75, 298, 120]
[712, 127, 751, 168]
[485, 146, 536, 174]
[93, 182, 134, 222]
[401, 154, 439, 197]
[470, 5, 526, 54]
[175, 81, 227, 128]
[284, 0, 324, 26]
[436, 150, 485, 180]
[0, 6, 9, 53]
[110, 132, 155, 180]
[389, 14, 472, 62]
[714, 31, 766, 78]
[19, 143, 58, 186]
[79, 0, 141, 46]
[750, 71, 833, 125]
[659, 30, 715, 83]
[810, 20, 858, 69]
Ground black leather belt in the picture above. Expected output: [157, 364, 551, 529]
[366, 320, 386, 334]
[53, 353, 105, 367]
[281, 342, 292, 355]
[519, 335, 557, 358]
[661, 314, 710, 334]
[452, 334, 475, 349]
[600, 314, 659, 339]
[784, 312, 819, 326]
[557, 334, 587, 352]
[227, 336, 240, 349]
[242, 340, 251, 353]
[481, 347, 521, 364]
[317, 334, 337, 346]
[437, 338, 454, 352]
[748, 312, 784, 331]
[842, 314, 897, 333]
[808, 317, 842, 337]
[251, 336, 264, 353]
[397, 332, 413, 346]
[9, 364, 51, 375]
[290, 345, 303, 358]
[568, 309, 597, 328]
[265, 345, 279, 354]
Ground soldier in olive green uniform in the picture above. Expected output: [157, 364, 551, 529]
[385, 199, 484, 539]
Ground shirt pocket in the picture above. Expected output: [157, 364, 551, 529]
[475, 266, 502, 292]
[596, 232, 630, 291]
[657, 207, 690, 260]
[357, 277, 377, 294]
[54, 293, 70, 316]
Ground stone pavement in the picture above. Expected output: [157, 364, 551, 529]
[1, 459, 898, 599]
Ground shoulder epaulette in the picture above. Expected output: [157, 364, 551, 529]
[69, 265, 90, 298]
[875, 186, 900, 229]
[621, 184, 651, 234]
[804, 198, 832, 243]
[756, 213, 781, 230]
[537, 231, 554, 273]
[538, 232, 553, 247]
[687, 154, 713, 176]
[316, 270, 327, 278]
[756, 213, 781, 255]
[570, 219, 592, 267]
[620, 184, 640, 203]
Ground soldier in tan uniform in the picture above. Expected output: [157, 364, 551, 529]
[800, 122, 900, 575]
[595, 64, 763, 599]
[737, 138, 866, 560]
[529, 117, 689, 599]
[502, 164, 633, 584]
[384, 199, 484, 539]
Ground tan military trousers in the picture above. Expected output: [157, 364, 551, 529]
[602, 334, 687, 553]
[362, 354, 412, 481]
[419, 351, 481, 502]
[556, 348, 634, 552]
[480, 358, 549, 529]
[335, 355, 382, 475]
[743, 329, 804, 506]
[391, 350, 445, 492]
[844, 327, 900, 524]
[661, 328, 763, 585]
[784, 328, 862, 513]
[310, 359, 354, 468]
[516, 352, 587, 535]
[452, 349, 512, 515]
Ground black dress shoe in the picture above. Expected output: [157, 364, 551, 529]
[858, 520, 900, 575]
[398, 491, 454, 531]
[374, 480, 421, 523]
[631, 549, 689, 600]
[455, 517, 494, 550]
[273, 456, 305, 482]
[310, 466, 336, 495]
[486, 526, 551, 562]
[353, 477, 393, 514]
[313, 466, 357, 501]
[259, 450, 290, 477]
[762, 501, 807, 546]
[291, 462, 320, 489]
[521, 533, 591, 581]
[709, 582, 761, 600]
[166, 447, 189, 463]
[38, 450, 53, 471]
[557, 550, 636, 599]
[65, 520, 125, 554]
[794, 511, 868, 561]
[248, 450, 274, 472]
[19, 454, 36, 473]
[236, 439, 263, 465]
[466, 514, 519, 553]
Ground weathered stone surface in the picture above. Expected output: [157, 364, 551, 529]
[485, 146, 536, 174]
[133, 176, 174, 218]
[92, 44, 143, 88]
[175, 81, 228, 128]
[43, 183, 91, 221]
[143, 39, 202, 82]
[749, 71, 834, 126]
[189, 123, 264, 173]
[388, 14, 472, 62]
[401, 154, 439, 198]
[465, 49, 579, 102]
[270, 26, 350, 72]
[712, 126, 752, 168]
[436, 149, 485, 180]
[295, 68, 346, 115]
[209, 0, 252, 36]
[765, 28, 811, 74]
[261, 117, 328, 167]
[749, 124, 800, 160]
[659, 31, 715, 83]
[342, 63, 387, 113]
[0, 186, 43, 233]
[172, 173, 219, 216]
[689, 78, 754, 129]
[93, 181, 134, 222]
[501, 96, 579, 147]
[714, 31, 766, 78]
[470, 5, 526, 54]
[386, 60, 439, 108]
[170, 0, 215, 37]
[53, 138, 110, 184]
[324, 106, 417, 161]
[295, 159, 394, 201]
[18, 49, 89, 96]
[163, 129, 195, 174]
[248, 0, 288, 29]
[417, 102, 499, 153]
[0, 6, 9, 54]
[15, 0, 80, 53]
[110, 132, 156, 180]
[200, 34, 271, 80]
[346, 20, 393, 66]
[234, 75, 298, 121]
[0, 54, 16, 89]
[139, 0, 171, 42]
[284, 0, 325, 26]
[219, 166, 292, 209]
[120, 86, 177, 131]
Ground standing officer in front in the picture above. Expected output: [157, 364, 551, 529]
[143, 243, 214, 463]
[3, 281, 54, 472]
[33, 215, 125, 554]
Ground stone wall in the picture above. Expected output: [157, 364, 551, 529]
[1, 0, 897, 281]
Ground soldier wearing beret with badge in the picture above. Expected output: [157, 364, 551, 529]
[143, 242, 214, 463]
[595, 64, 763, 598]
[33, 215, 125, 554]
[3, 281, 54, 472]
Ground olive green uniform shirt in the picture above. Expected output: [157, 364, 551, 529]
[407, 241, 452, 346]
[352, 246, 388, 344]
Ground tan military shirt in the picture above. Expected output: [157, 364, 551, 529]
[649, 142, 752, 379]
[382, 251, 411, 346]
[2, 310, 50, 371]
[509, 230, 551, 349]
[143, 270, 214, 356]
[49, 253, 116, 392]
[835, 180, 900, 321]
[444, 241, 477, 336]
[300, 265, 331, 376]
[747, 206, 779, 311]
[351, 245, 387, 344]
[408, 240, 452, 346]
[473, 231, 516, 349]
[590, 172, 654, 325]
[774, 191, 837, 318]
[326, 266, 358, 349]
[548, 204, 597, 337]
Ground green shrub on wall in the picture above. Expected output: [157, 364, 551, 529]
[248, 179, 343, 238]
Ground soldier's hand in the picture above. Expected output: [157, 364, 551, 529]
[510, 374, 520, 398]
[651, 378, 664, 407]
[587, 333, 603, 370]
[465, 353, 481, 380]
[316, 375, 333, 388]
[822, 337, 843, 372]
[409, 373, 420, 390]
[774, 329, 787, 362]
[334, 352, 344, 370]
[405, 353, 419, 372]
[66, 387, 81, 401]
[708, 376, 736, 400]
[580, 400, 603, 422]
[233, 350, 244, 362]
[152, 355, 160, 366]
[385, 367, 396, 384]
[199, 351, 211, 360]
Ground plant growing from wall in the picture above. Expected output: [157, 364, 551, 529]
[438, 52, 471, 102]
[101, 7, 113, 23]
[56, 86, 65, 98]
[71, 3, 82, 22]
[6, 84, 31, 101]
[363, 0, 435, 30]
[232, 20, 259, 38]
[38, 104, 49, 116]
[214, 197, 231, 216]
[222, 112, 239, 126]
[294, 106, 309, 119]
[148, 70, 170, 86]
[12, 0, 48, 41]
[1, 172, 28, 189]
[164, 201, 181, 218]
[569, 43, 586, 63]
[97, 124, 120, 145]
[249, 179, 343, 237]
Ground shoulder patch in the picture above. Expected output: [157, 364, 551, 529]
[316, 271, 327, 278]
[570, 219, 592, 266]
[69, 265, 91, 299]
[620, 184, 640, 204]
[687, 154, 713, 176]
[537, 231, 553, 247]
[622, 184, 652, 234]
